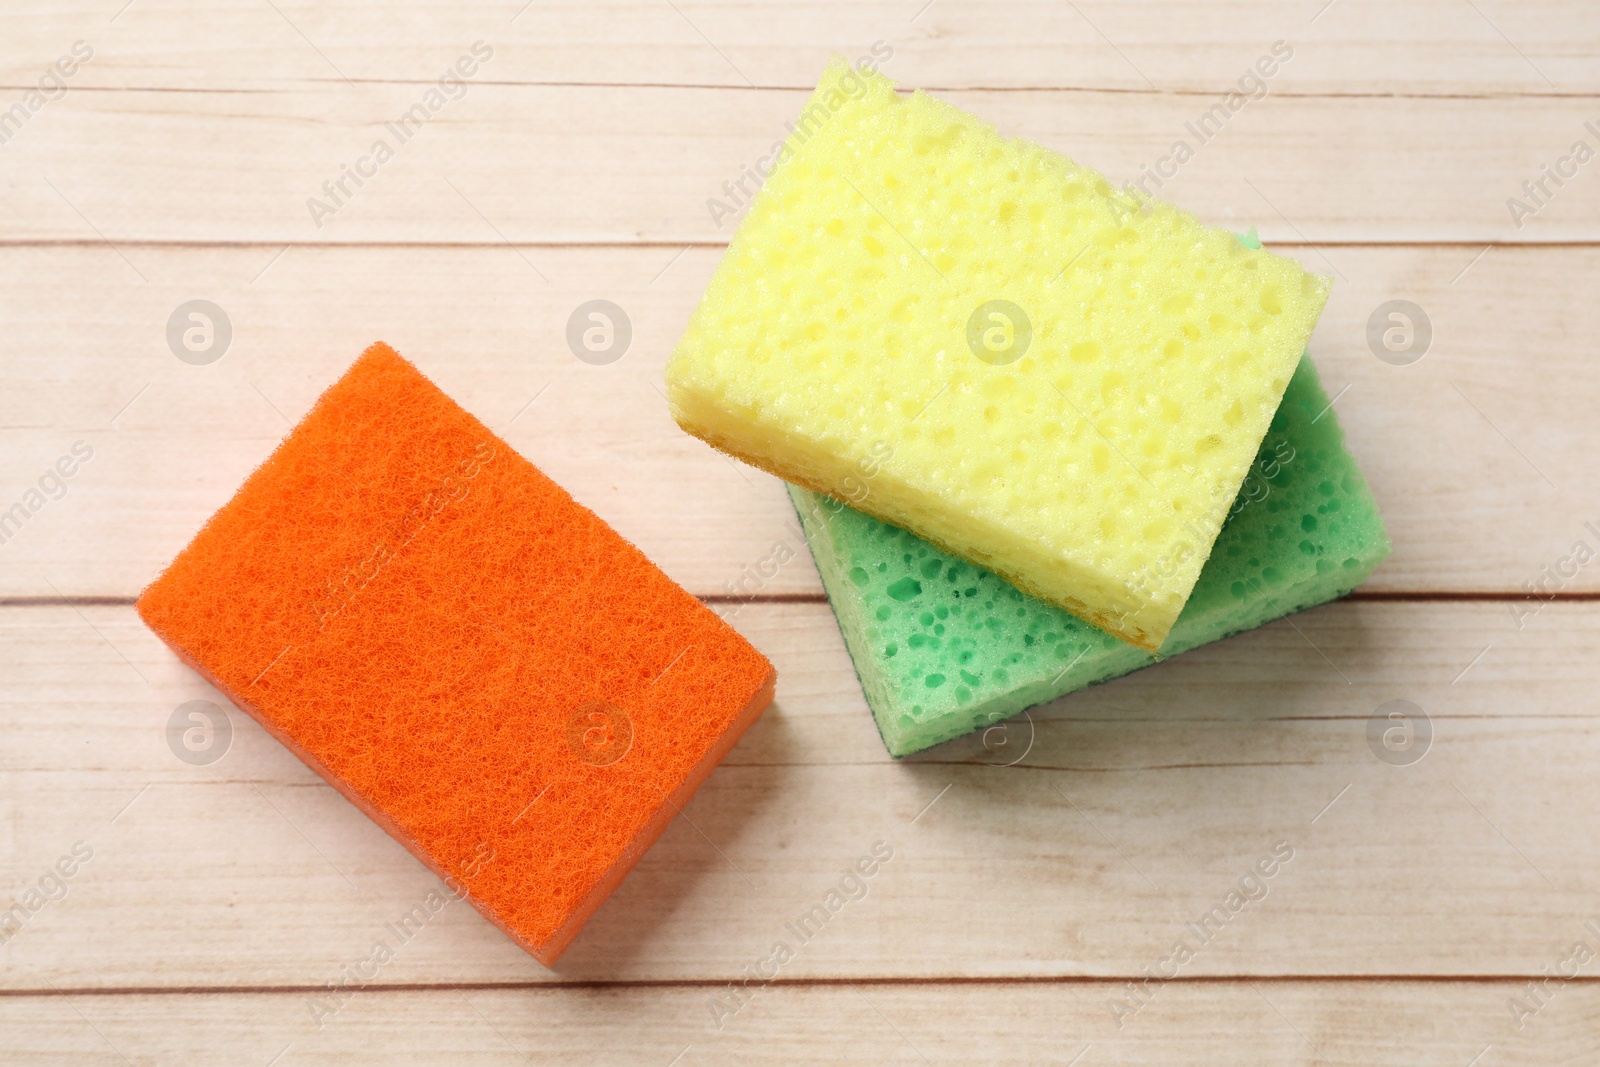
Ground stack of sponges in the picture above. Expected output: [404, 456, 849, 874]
[139, 343, 775, 962]
[791, 348, 1388, 756]
[668, 62, 1387, 755]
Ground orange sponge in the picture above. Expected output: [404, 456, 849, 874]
[137, 343, 775, 964]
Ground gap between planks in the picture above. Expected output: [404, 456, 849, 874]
[0, 81, 1595, 100]
[7, 974, 1600, 999]
[0, 239, 1597, 251]
[5, 592, 1598, 609]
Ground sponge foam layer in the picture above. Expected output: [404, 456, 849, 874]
[137, 343, 775, 963]
[668, 60, 1331, 651]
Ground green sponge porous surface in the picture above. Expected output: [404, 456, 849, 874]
[793, 352, 1390, 758]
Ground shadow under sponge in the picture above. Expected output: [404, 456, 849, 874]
[136, 342, 776, 964]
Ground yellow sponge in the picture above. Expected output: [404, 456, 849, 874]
[667, 60, 1330, 651]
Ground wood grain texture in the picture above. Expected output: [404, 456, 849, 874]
[3, 0, 1598, 1061]
[1, 980, 1592, 1066]
[3, 0, 1597, 94]
[0, 601, 1592, 989]
[0, 243, 1593, 598]
[0, 83, 1596, 244]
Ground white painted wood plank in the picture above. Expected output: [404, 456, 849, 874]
[0, 82, 1594, 244]
[0, 979, 1593, 1066]
[2, 0, 1595, 94]
[0, 244, 1593, 598]
[0, 601, 1594, 987]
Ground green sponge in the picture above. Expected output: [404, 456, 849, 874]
[793, 351, 1389, 758]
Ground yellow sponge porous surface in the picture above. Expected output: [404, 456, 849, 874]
[666, 60, 1331, 651]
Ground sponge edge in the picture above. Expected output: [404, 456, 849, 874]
[793, 348, 1389, 758]
[137, 343, 775, 964]
[667, 58, 1331, 652]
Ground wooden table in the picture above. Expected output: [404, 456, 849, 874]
[3, 2, 1597, 1062]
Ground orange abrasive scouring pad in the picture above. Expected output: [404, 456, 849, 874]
[137, 342, 775, 965]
